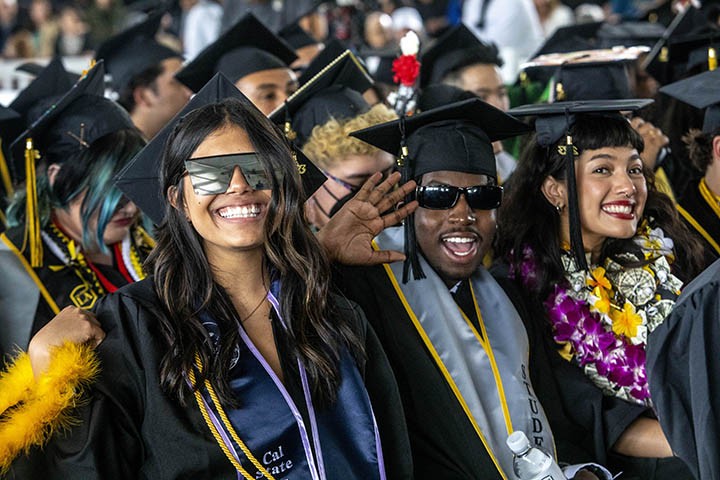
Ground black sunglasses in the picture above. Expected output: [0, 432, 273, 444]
[416, 184, 503, 210]
[184, 153, 271, 195]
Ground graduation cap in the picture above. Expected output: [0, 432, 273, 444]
[596, 22, 666, 48]
[419, 23, 502, 88]
[268, 50, 373, 147]
[174, 13, 297, 93]
[531, 22, 603, 58]
[10, 61, 136, 267]
[660, 68, 720, 133]
[95, 11, 181, 93]
[642, 5, 701, 85]
[521, 47, 649, 101]
[351, 97, 530, 281]
[417, 84, 476, 112]
[508, 99, 653, 271]
[644, 27, 720, 85]
[297, 39, 347, 86]
[278, 21, 318, 50]
[10, 57, 75, 126]
[0, 105, 19, 197]
[115, 73, 325, 225]
[15, 59, 81, 84]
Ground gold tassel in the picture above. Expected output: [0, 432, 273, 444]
[23, 138, 42, 268]
[555, 81, 566, 101]
[709, 47, 717, 72]
[0, 342, 100, 475]
[0, 139, 13, 197]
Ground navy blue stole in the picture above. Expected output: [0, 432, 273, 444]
[197, 286, 385, 480]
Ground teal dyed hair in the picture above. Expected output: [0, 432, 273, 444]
[7, 129, 146, 252]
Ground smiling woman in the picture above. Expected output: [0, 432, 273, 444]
[496, 100, 702, 479]
[8, 77, 412, 480]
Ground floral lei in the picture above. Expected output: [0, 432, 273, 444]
[514, 220, 683, 406]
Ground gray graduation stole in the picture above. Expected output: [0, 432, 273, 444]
[375, 227, 555, 478]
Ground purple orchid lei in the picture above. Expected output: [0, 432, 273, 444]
[511, 223, 683, 406]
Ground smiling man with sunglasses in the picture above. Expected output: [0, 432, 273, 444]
[334, 99, 607, 480]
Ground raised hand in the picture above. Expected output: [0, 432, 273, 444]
[317, 171, 418, 265]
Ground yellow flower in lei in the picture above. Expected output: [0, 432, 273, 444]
[587, 266, 611, 290]
[590, 285, 611, 315]
[611, 301, 643, 339]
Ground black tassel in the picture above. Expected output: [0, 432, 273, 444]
[564, 133, 588, 271]
[398, 116, 424, 283]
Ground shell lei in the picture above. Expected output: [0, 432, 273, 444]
[544, 222, 682, 406]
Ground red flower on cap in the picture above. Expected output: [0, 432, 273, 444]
[392, 54, 420, 87]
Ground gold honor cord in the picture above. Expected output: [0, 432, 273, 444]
[461, 285, 514, 436]
[190, 355, 276, 480]
[23, 138, 42, 267]
[376, 254, 507, 479]
[0, 139, 13, 197]
[699, 178, 720, 221]
[677, 206, 720, 256]
[1, 233, 60, 314]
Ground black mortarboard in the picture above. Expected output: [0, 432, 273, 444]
[351, 98, 530, 281]
[10, 61, 136, 267]
[419, 24, 502, 88]
[15, 59, 81, 84]
[417, 84, 475, 112]
[10, 57, 75, 124]
[522, 47, 648, 101]
[531, 22, 603, 58]
[0, 105, 19, 196]
[596, 22, 666, 48]
[660, 68, 720, 133]
[11, 61, 134, 170]
[642, 6, 701, 85]
[95, 12, 181, 93]
[508, 99, 653, 271]
[269, 50, 373, 147]
[278, 21, 318, 50]
[115, 73, 325, 224]
[174, 13, 297, 93]
[297, 39, 347, 86]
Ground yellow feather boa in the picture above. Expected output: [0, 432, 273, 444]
[0, 342, 100, 474]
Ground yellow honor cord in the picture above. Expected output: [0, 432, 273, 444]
[709, 47, 717, 71]
[190, 356, 276, 479]
[23, 138, 42, 267]
[0, 139, 13, 197]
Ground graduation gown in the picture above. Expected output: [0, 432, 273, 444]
[648, 258, 720, 480]
[335, 229, 556, 480]
[9, 277, 412, 479]
[0, 223, 152, 357]
[493, 266, 694, 480]
[677, 178, 720, 273]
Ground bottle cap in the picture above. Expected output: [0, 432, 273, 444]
[506, 431, 531, 454]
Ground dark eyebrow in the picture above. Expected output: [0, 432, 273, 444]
[254, 83, 282, 91]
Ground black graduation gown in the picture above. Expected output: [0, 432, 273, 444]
[9, 277, 412, 480]
[648, 258, 720, 480]
[0, 226, 139, 357]
[336, 264, 579, 479]
[335, 264, 504, 479]
[677, 179, 720, 273]
[493, 266, 694, 480]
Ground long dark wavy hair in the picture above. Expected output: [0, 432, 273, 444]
[496, 114, 703, 301]
[146, 98, 364, 407]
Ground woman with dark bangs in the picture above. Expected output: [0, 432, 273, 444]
[11, 82, 413, 479]
[495, 101, 701, 479]
[0, 64, 151, 359]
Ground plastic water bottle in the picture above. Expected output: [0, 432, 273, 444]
[506, 431, 566, 480]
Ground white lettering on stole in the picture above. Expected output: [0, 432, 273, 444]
[521, 365, 545, 447]
[256, 445, 294, 479]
